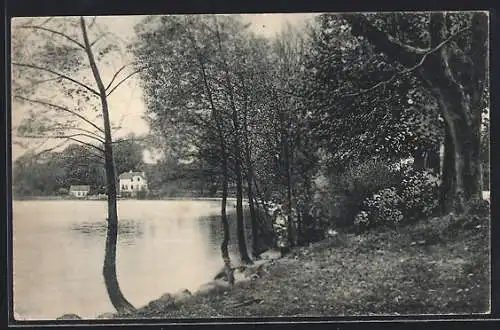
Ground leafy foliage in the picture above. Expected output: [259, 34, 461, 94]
[354, 168, 441, 230]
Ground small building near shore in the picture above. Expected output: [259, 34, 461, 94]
[119, 170, 148, 197]
[69, 185, 90, 198]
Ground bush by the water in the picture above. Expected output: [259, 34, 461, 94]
[312, 159, 403, 230]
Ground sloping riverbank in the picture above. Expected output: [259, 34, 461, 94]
[88, 211, 488, 319]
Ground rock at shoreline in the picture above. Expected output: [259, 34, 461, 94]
[197, 279, 230, 295]
[56, 313, 82, 320]
[147, 293, 175, 310]
[96, 312, 115, 319]
[172, 288, 192, 306]
[259, 249, 282, 261]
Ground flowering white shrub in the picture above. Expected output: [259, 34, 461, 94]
[354, 169, 440, 229]
[399, 169, 440, 220]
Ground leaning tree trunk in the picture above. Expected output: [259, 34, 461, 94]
[80, 17, 135, 314]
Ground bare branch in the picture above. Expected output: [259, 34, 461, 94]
[12, 62, 100, 96]
[111, 136, 149, 144]
[23, 133, 104, 144]
[15, 77, 61, 91]
[22, 134, 105, 153]
[106, 68, 141, 96]
[66, 137, 105, 153]
[66, 127, 105, 141]
[90, 33, 107, 47]
[105, 63, 133, 91]
[18, 25, 85, 49]
[88, 16, 97, 29]
[30, 139, 68, 158]
[15, 95, 105, 134]
[39, 17, 54, 27]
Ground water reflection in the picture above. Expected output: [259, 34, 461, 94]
[70, 219, 145, 246]
[13, 200, 256, 320]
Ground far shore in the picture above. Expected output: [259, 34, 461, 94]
[12, 196, 245, 202]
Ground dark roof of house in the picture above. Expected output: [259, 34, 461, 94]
[119, 171, 146, 180]
[69, 185, 90, 192]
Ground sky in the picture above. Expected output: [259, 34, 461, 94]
[10, 13, 319, 164]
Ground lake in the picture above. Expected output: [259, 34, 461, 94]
[12, 200, 254, 320]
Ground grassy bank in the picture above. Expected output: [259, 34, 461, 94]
[120, 211, 489, 318]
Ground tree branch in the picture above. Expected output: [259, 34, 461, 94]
[88, 16, 97, 29]
[20, 134, 105, 153]
[105, 63, 133, 92]
[15, 95, 105, 134]
[106, 68, 142, 96]
[341, 25, 472, 98]
[18, 25, 85, 49]
[66, 137, 105, 153]
[12, 62, 100, 96]
[23, 133, 104, 144]
[39, 17, 54, 27]
[59, 126, 105, 141]
[90, 33, 107, 47]
[342, 14, 424, 67]
[26, 139, 67, 158]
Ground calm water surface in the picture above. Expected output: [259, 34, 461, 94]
[13, 200, 252, 320]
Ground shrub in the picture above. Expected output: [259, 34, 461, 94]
[312, 159, 402, 230]
[354, 168, 440, 230]
[356, 187, 404, 229]
[398, 169, 440, 221]
[465, 198, 490, 217]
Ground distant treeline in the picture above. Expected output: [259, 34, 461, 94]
[12, 140, 224, 199]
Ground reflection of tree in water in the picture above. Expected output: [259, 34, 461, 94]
[203, 210, 254, 258]
[70, 219, 144, 246]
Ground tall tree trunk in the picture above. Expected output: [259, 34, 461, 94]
[80, 17, 135, 314]
[232, 106, 252, 264]
[214, 16, 252, 264]
[185, 22, 234, 280]
[440, 129, 456, 213]
[282, 121, 296, 248]
[426, 148, 441, 173]
[423, 13, 485, 211]
[235, 151, 252, 264]
[246, 174, 259, 258]
[285, 155, 296, 248]
[220, 150, 233, 284]
[252, 176, 277, 244]
[241, 97, 259, 258]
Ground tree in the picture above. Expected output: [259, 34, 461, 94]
[302, 14, 444, 170]
[342, 12, 488, 212]
[113, 134, 145, 175]
[133, 15, 238, 276]
[12, 16, 139, 313]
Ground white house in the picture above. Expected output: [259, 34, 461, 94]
[69, 185, 90, 198]
[119, 171, 148, 196]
